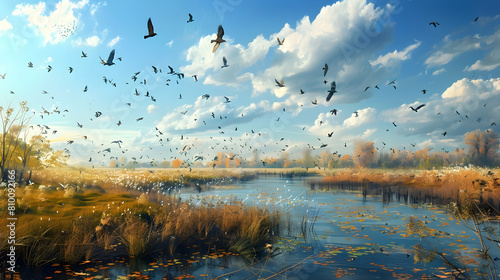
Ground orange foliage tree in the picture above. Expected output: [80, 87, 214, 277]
[464, 129, 499, 166]
[352, 140, 376, 168]
[171, 158, 183, 168]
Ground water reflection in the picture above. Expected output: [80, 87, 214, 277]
[309, 180, 457, 206]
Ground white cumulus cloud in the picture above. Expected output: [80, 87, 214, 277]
[12, 0, 88, 45]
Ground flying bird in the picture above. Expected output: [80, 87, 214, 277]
[364, 86, 370, 92]
[409, 104, 426, 112]
[322, 63, 328, 77]
[275, 78, 285, 87]
[81, 51, 87, 58]
[187, 13, 194, 23]
[429, 21, 439, 28]
[300, 89, 305, 94]
[221, 56, 229, 68]
[28, 62, 33, 68]
[144, 18, 157, 39]
[224, 96, 231, 103]
[326, 81, 337, 102]
[0, 73, 5, 79]
[100, 49, 116, 66]
[192, 75, 198, 82]
[421, 89, 427, 94]
[211, 25, 226, 53]
[47, 65, 52, 72]
[472, 17, 479, 22]
[202, 94, 210, 100]
[277, 37, 285, 46]
[330, 109, 338, 115]
[111, 140, 123, 148]
[68, 67, 73, 73]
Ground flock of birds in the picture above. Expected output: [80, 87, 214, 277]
[4, 13, 497, 169]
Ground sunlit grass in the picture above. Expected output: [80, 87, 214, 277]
[0, 168, 285, 266]
[318, 167, 500, 213]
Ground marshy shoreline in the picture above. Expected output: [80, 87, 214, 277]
[1, 166, 499, 276]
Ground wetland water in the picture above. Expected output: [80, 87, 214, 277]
[18, 175, 500, 279]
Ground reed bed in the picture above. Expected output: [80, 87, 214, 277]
[315, 167, 500, 213]
[29, 167, 258, 193]
[0, 168, 285, 266]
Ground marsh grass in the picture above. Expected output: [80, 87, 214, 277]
[29, 167, 258, 192]
[0, 168, 286, 266]
[315, 167, 500, 212]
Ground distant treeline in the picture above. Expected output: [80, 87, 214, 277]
[115, 129, 499, 169]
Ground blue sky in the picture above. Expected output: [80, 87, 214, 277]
[1, 0, 500, 166]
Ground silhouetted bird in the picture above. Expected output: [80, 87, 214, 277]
[277, 37, 285, 45]
[422, 89, 427, 94]
[211, 25, 226, 53]
[326, 81, 337, 102]
[81, 51, 87, 58]
[144, 18, 157, 39]
[275, 78, 285, 87]
[323, 63, 328, 77]
[187, 13, 194, 23]
[100, 49, 115, 66]
[429, 21, 439, 28]
[410, 104, 426, 112]
[221, 56, 229, 68]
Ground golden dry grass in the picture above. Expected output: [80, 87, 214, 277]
[319, 167, 500, 213]
[0, 167, 285, 266]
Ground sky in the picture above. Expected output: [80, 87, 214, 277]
[1, 0, 500, 167]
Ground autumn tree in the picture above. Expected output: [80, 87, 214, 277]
[171, 158, 183, 168]
[352, 140, 376, 168]
[318, 150, 332, 168]
[302, 149, 315, 168]
[0, 101, 32, 179]
[464, 129, 499, 166]
[119, 156, 126, 167]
